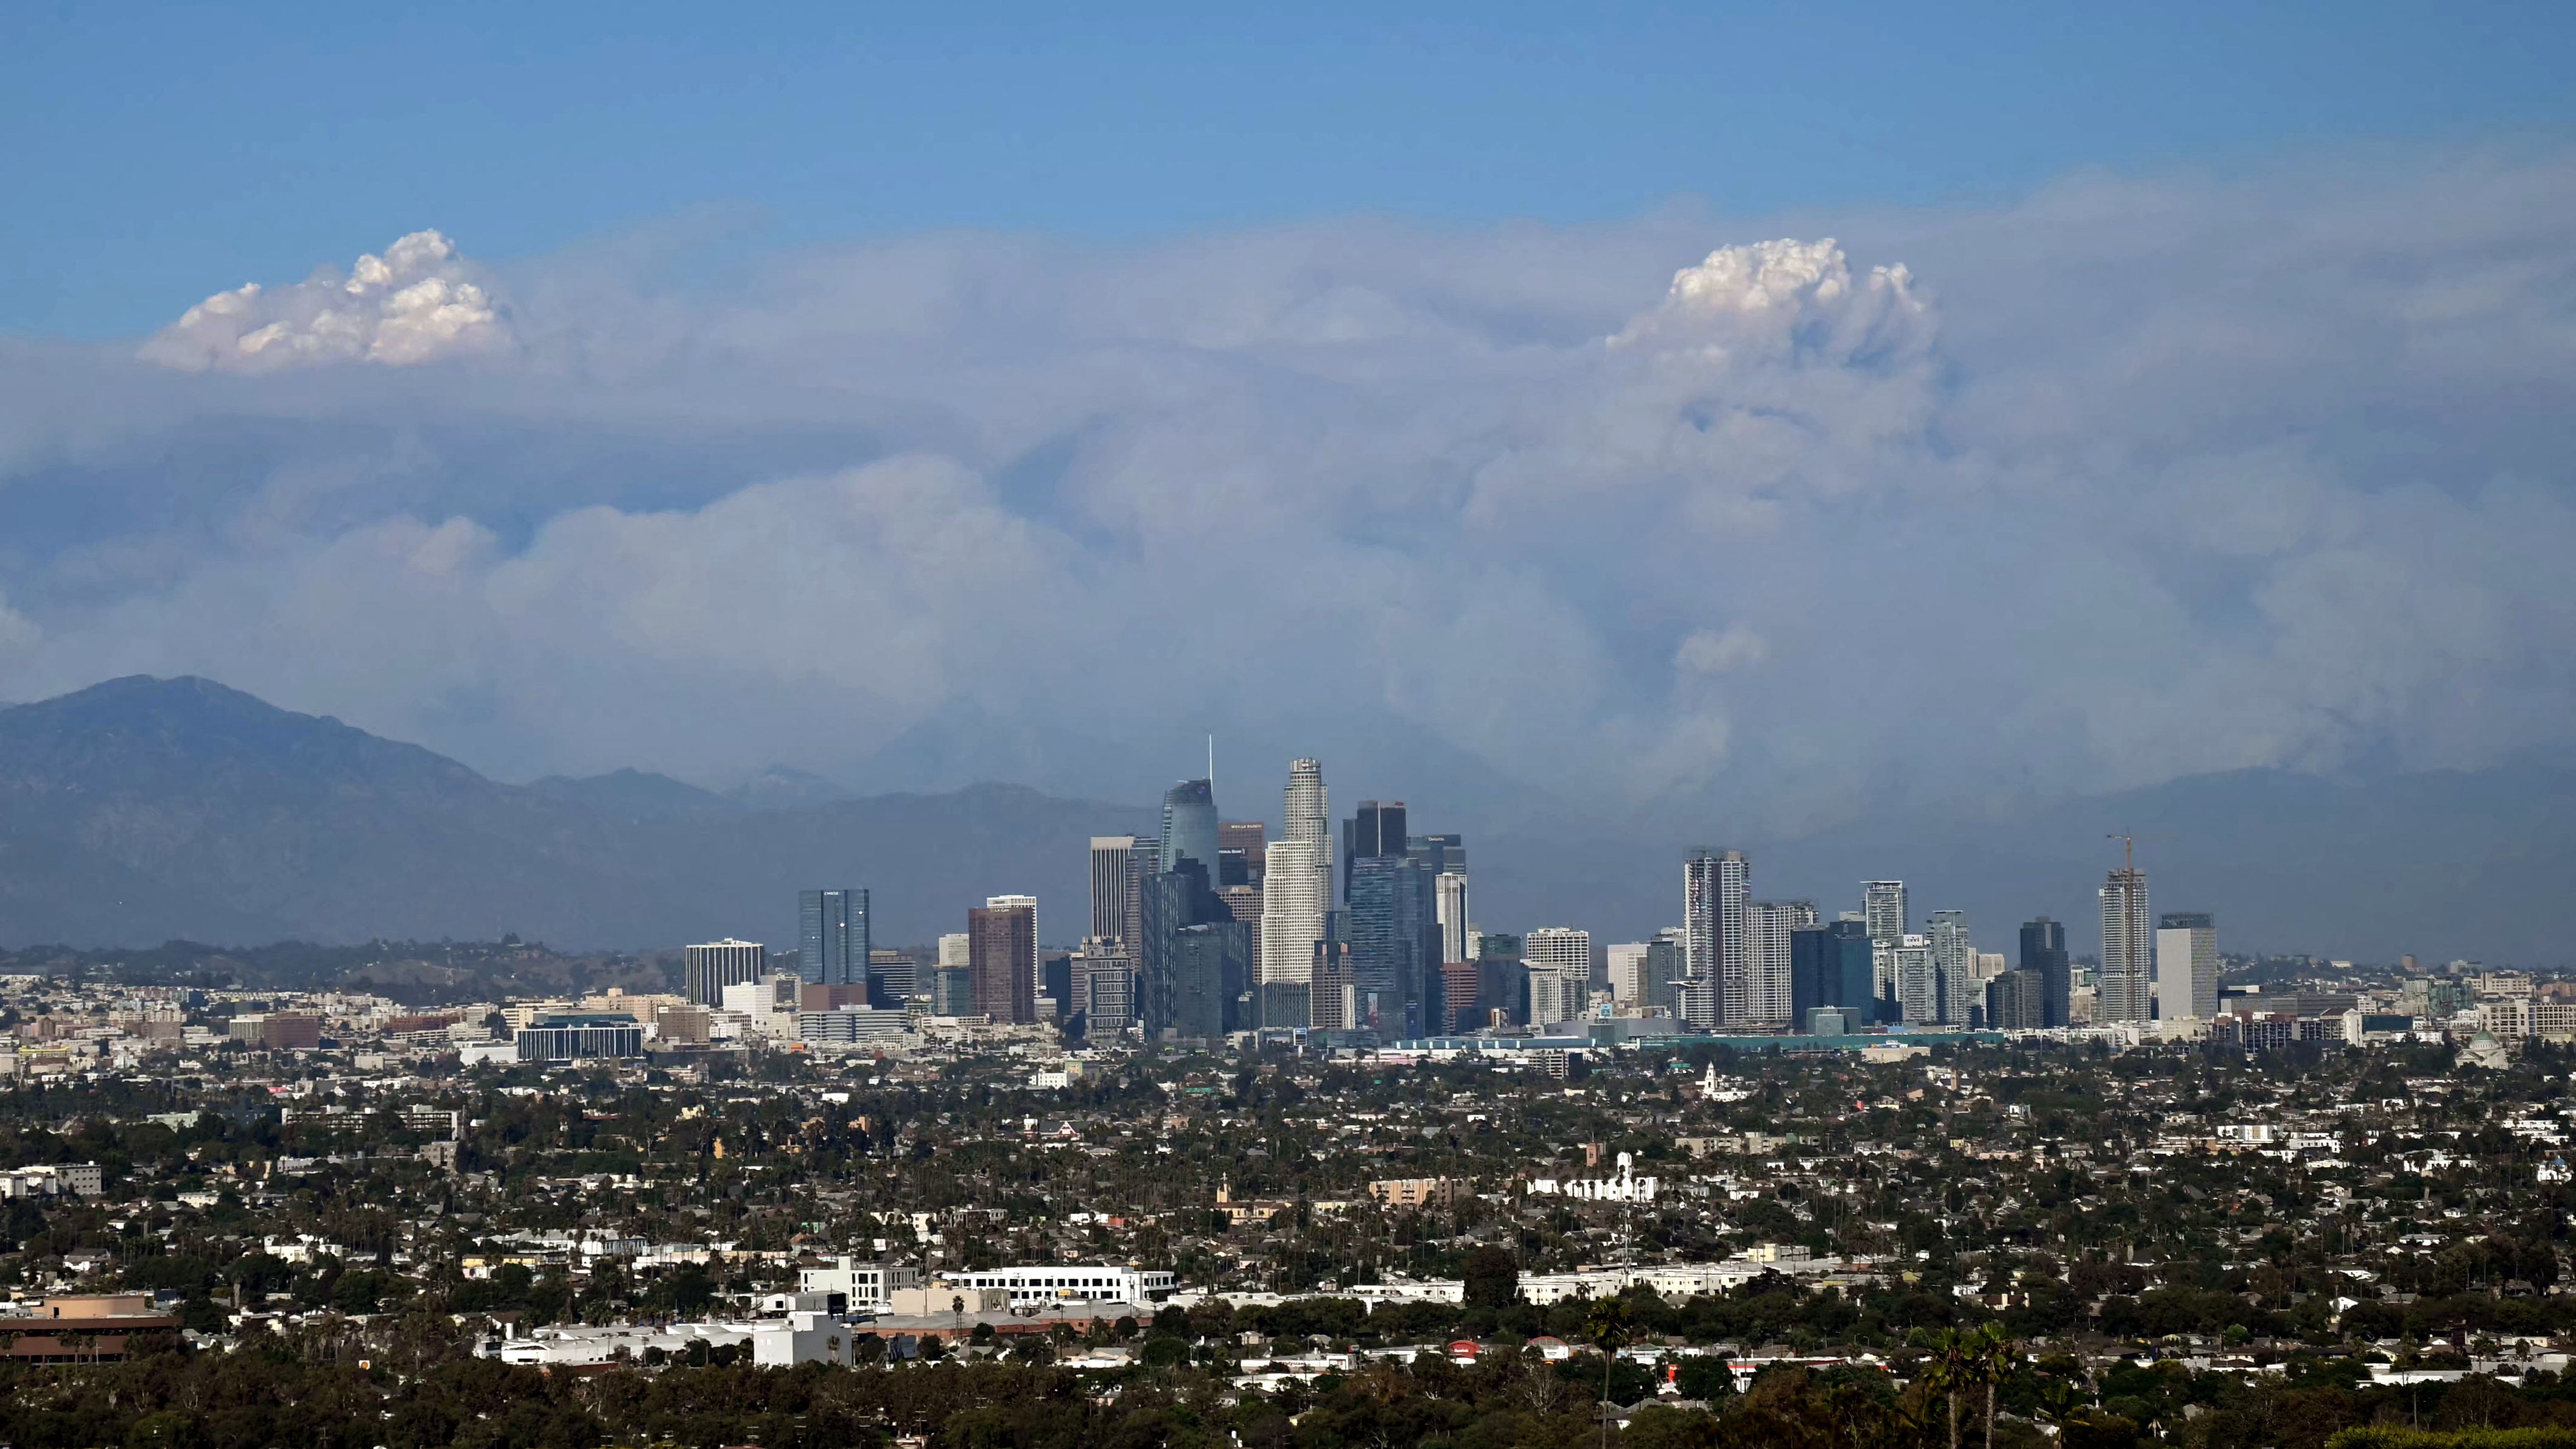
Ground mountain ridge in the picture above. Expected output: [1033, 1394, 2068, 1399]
[1, 676, 2568, 963]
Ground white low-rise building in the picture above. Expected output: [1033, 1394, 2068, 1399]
[797, 1256, 923, 1310]
[942, 1264, 1175, 1305]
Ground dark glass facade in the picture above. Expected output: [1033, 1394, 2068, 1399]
[1346, 853, 1438, 1036]
[2021, 917, 2071, 1027]
[1790, 919, 1875, 1027]
[798, 889, 869, 986]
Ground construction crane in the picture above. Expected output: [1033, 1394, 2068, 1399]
[2105, 833, 2172, 876]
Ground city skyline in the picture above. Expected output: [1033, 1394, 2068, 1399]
[772, 751, 2249, 1043]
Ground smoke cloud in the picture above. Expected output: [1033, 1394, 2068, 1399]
[138, 230, 507, 372]
[3, 146, 2573, 840]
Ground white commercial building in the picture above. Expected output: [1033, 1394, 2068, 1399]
[797, 1256, 924, 1310]
[1606, 943, 1649, 1007]
[943, 1265, 1176, 1305]
[1522, 926, 1589, 979]
[682, 939, 768, 1008]
[2154, 913, 2218, 1022]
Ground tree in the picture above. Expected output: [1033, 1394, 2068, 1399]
[1463, 1246, 1519, 1310]
[1587, 1298, 1634, 1449]
[1975, 1322, 2018, 1449]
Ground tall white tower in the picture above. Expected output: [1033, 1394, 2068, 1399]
[1435, 871, 1470, 965]
[1259, 759, 1332, 988]
[1863, 881, 1908, 945]
[2098, 868, 2152, 1023]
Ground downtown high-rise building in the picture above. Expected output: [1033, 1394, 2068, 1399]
[1523, 927, 1592, 1027]
[798, 889, 869, 986]
[1682, 850, 1725, 989]
[1435, 871, 1470, 964]
[1259, 759, 1332, 1029]
[1342, 800, 1409, 900]
[683, 938, 766, 1007]
[1346, 851, 1436, 1035]
[1605, 941, 1650, 1007]
[1088, 837, 1142, 944]
[968, 898, 1037, 1024]
[1406, 833, 1466, 876]
[2098, 867, 2154, 1023]
[1217, 820, 1267, 888]
[1928, 909, 1972, 1025]
[1891, 934, 1940, 1025]
[1746, 899, 1815, 1027]
[1862, 881, 1908, 945]
[2155, 912, 2218, 1022]
[2020, 917, 2070, 1027]
[1073, 936, 1135, 1032]
[1790, 919, 1875, 1029]
[1160, 780, 1219, 875]
[1643, 928, 1691, 1018]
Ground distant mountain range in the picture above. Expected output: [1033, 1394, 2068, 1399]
[0, 676, 1148, 950]
[1, 675, 2569, 963]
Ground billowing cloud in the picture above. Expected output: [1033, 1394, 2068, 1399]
[4, 146, 2574, 839]
[138, 230, 508, 372]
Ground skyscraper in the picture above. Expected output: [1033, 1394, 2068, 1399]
[1217, 820, 1268, 881]
[1346, 852, 1436, 1035]
[2098, 867, 2153, 1023]
[1643, 929, 1690, 1018]
[1160, 780, 1219, 875]
[1863, 881, 1908, 945]
[798, 889, 869, 986]
[1892, 934, 1939, 1025]
[1706, 851, 1751, 1027]
[1284, 758, 1327, 839]
[1406, 833, 1466, 876]
[1218, 883, 1262, 985]
[2155, 912, 2218, 1022]
[2020, 917, 2070, 1027]
[1683, 849, 1724, 991]
[1605, 942, 1650, 1008]
[1928, 909, 1972, 1026]
[1790, 920, 1874, 1028]
[1435, 871, 1471, 965]
[684, 938, 766, 1007]
[1985, 970, 2044, 1030]
[987, 893, 1038, 1004]
[1342, 800, 1407, 900]
[1524, 927, 1592, 1027]
[1074, 936, 1135, 1032]
[968, 900, 1037, 1024]
[1167, 921, 1249, 1042]
[1258, 759, 1332, 1029]
[1089, 837, 1140, 944]
[1743, 899, 1810, 1028]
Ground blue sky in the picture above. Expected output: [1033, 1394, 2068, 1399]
[5, 1, 2573, 338]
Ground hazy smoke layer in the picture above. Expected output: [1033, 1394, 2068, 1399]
[3, 147, 2573, 834]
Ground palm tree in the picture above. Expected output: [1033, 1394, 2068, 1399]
[1586, 1297, 1633, 1449]
[1918, 1330, 1971, 1449]
[1975, 1324, 2018, 1449]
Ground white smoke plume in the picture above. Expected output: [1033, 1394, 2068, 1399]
[2, 145, 2572, 845]
[139, 230, 508, 372]
[1612, 236, 1929, 363]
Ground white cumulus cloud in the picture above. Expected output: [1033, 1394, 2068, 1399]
[139, 230, 508, 372]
